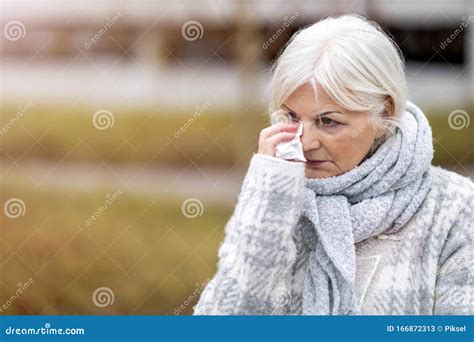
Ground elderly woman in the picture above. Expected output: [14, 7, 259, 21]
[193, 14, 473, 315]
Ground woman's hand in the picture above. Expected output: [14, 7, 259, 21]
[257, 122, 300, 157]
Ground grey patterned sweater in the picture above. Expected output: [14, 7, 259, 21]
[193, 154, 474, 315]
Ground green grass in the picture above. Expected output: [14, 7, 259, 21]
[426, 107, 474, 166]
[0, 103, 267, 168]
[0, 180, 232, 315]
[1, 102, 472, 168]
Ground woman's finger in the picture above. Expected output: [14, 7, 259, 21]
[260, 122, 299, 139]
[267, 131, 296, 146]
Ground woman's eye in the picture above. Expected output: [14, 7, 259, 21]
[319, 117, 338, 127]
[289, 112, 300, 122]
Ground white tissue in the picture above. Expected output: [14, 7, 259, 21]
[275, 122, 306, 162]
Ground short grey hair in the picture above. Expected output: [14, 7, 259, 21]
[269, 14, 407, 141]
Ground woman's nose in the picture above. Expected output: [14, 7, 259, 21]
[300, 124, 321, 150]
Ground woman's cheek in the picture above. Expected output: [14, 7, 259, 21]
[332, 133, 366, 170]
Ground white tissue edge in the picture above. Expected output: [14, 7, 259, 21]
[275, 122, 306, 162]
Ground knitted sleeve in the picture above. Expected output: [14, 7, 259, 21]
[433, 195, 474, 315]
[193, 153, 306, 315]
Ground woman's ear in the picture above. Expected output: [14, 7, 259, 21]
[382, 97, 394, 118]
[374, 97, 394, 139]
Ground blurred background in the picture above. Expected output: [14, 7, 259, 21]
[0, 0, 473, 315]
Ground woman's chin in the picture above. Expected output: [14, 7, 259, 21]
[304, 167, 332, 179]
[304, 164, 342, 179]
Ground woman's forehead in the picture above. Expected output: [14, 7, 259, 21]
[284, 84, 345, 114]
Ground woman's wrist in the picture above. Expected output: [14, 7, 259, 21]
[251, 153, 305, 175]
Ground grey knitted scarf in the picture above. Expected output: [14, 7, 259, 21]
[300, 101, 433, 315]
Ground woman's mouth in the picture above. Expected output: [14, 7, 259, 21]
[305, 160, 328, 168]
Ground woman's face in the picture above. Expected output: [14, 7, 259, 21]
[283, 83, 386, 179]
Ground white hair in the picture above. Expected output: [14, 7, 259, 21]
[269, 14, 407, 139]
